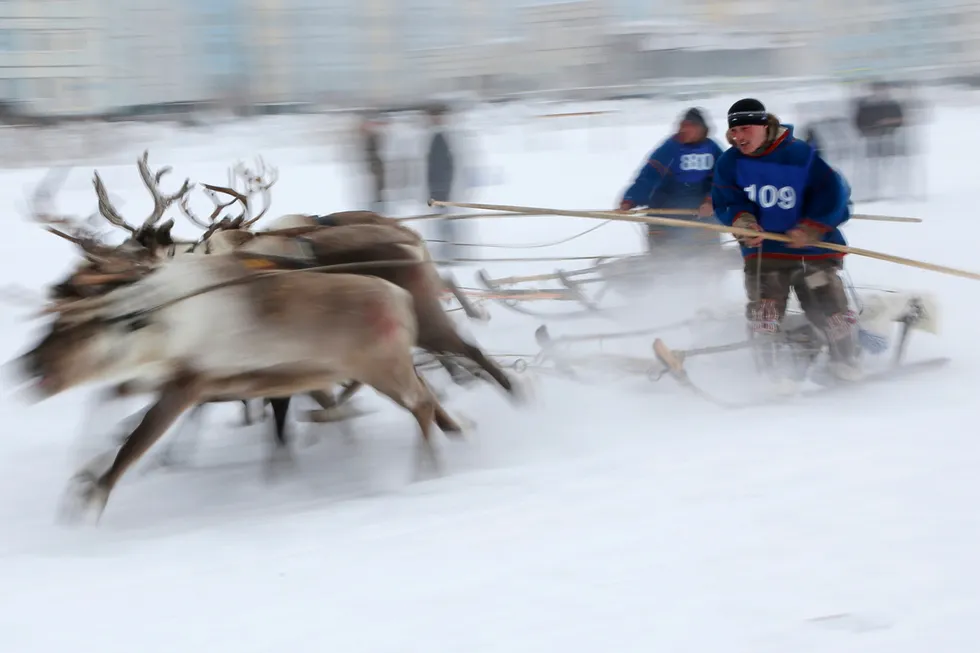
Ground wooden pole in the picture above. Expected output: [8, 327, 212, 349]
[426, 199, 979, 282]
[400, 204, 921, 224]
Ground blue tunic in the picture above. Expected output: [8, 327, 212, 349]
[711, 124, 852, 259]
[622, 136, 725, 211]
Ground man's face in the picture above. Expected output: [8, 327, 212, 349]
[677, 120, 705, 144]
[729, 124, 767, 154]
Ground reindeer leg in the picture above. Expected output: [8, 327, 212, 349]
[309, 389, 339, 409]
[241, 399, 253, 426]
[334, 381, 363, 405]
[321, 386, 361, 445]
[410, 397, 438, 481]
[62, 374, 202, 524]
[269, 397, 290, 448]
[437, 355, 474, 386]
[304, 383, 366, 424]
[421, 330, 521, 402]
[367, 363, 440, 481]
[145, 402, 207, 471]
[264, 397, 295, 481]
[415, 370, 465, 436]
[113, 406, 150, 446]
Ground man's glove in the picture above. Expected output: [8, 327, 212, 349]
[697, 198, 713, 218]
[786, 221, 827, 248]
[732, 212, 764, 247]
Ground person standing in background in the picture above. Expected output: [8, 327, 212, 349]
[853, 82, 905, 202]
[425, 104, 459, 263]
[359, 112, 387, 212]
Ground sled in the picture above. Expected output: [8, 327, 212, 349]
[475, 240, 744, 320]
[526, 285, 948, 406]
[529, 305, 744, 383]
[651, 288, 949, 408]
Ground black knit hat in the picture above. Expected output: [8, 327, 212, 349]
[727, 98, 768, 128]
[681, 107, 707, 129]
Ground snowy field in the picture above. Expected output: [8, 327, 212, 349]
[1, 87, 979, 652]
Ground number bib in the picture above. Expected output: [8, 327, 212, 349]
[674, 144, 717, 184]
[734, 151, 814, 232]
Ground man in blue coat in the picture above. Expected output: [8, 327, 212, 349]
[711, 98, 861, 383]
[618, 108, 725, 257]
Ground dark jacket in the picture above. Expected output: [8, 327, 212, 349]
[855, 97, 904, 138]
[426, 131, 455, 200]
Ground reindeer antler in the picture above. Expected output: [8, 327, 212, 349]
[91, 150, 192, 237]
[92, 172, 137, 235]
[26, 167, 118, 264]
[178, 183, 242, 229]
[135, 151, 193, 231]
[234, 156, 278, 228]
[174, 156, 277, 239]
[29, 167, 86, 229]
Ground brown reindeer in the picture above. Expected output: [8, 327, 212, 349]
[171, 168, 513, 395]
[29, 156, 350, 459]
[37, 154, 516, 460]
[13, 252, 464, 520]
[116, 159, 514, 411]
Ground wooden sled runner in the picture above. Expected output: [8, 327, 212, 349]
[651, 291, 951, 409]
[475, 241, 744, 320]
[525, 286, 949, 408]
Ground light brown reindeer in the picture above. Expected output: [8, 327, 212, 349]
[170, 164, 513, 396]
[13, 251, 464, 521]
[36, 153, 516, 456]
[28, 155, 351, 460]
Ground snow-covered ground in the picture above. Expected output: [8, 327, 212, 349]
[1, 89, 978, 653]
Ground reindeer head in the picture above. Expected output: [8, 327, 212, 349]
[49, 248, 156, 302]
[16, 309, 109, 399]
[30, 151, 198, 255]
[25, 166, 160, 299]
[89, 150, 196, 258]
[15, 286, 168, 401]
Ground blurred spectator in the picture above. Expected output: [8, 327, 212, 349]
[617, 107, 723, 259]
[853, 82, 906, 201]
[425, 104, 460, 262]
[359, 112, 387, 212]
[802, 123, 823, 157]
[890, 82, 928, 200]
[384, 112, 420, 213]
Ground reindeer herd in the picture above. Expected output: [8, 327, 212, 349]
[9, 151, 524, 522]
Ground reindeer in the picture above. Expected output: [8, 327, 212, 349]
[170, 163, 513, 397]
[36, 153, 518, 465]
[12, 252, 465, 520]
[28, 154, 350, 461]
[85, 157, 518, 436]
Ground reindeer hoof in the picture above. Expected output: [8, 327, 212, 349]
[412, 444, 443, 482]
[263, 446, 296, 483]
[507, 375, 534, 406]
[439, 411, 474, 439]
[59, 471, 110, 526]
[454, 413, 477, 435]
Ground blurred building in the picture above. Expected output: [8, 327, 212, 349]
[0, 0, 979, 116]
[819, 0, 980, 81]
[101, 0, 204, 111]
[0, 0, 102, 116]
[187, 0, 250, 104]
[518, 0, 610, 90]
